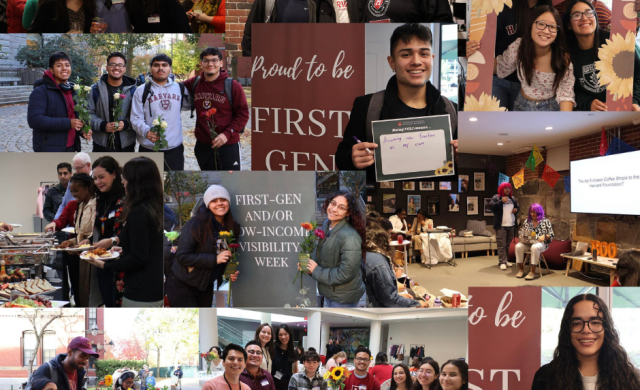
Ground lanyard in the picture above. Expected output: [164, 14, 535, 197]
[224, 374, 238, 390]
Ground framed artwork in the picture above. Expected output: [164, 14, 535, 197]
[484, 198, 494, 216]
[447, 194, 460, 213]
[367, 196, 372, 202]
[474, 172, 485, 192]
[380, 181, 395, 189]
[407, 195, 421, 215]
[467, 196, 479, 215]
[458, 175, 470, 193]
[402, 181, 415, 191]
[439, 181, 452, 190]
[427, 196, 440, 216]
[420, 181, 434, 191]
[382, 194, 397, 214]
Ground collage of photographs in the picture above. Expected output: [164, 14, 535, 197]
[0, 0, 638, 388]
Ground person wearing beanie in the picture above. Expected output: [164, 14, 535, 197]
[165, 184, 241, 307]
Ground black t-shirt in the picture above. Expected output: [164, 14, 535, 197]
[106, 82, 124, 150]
[570, 30, 609, 111]
[365, 0, 422, 22]
[275, 0, 310, 22]
[381, 99, 428, 120]
[271, 347, 294, 379]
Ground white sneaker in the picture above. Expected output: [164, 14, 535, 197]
[500, 264, 507, 270]
[507, 262, 513, 267]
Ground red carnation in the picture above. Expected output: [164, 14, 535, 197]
[314, 229, 325, 239]
[228, 243, 240, 249]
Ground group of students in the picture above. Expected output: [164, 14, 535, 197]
[4, 0, 224, 33]
[43, 152, 164, 307]
[27, 48, 249, 172]
[466, 0, 640, 111]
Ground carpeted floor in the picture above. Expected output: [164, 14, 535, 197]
[406, 255, 610, 296]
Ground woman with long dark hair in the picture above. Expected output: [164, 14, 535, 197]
[255, 323, 274, 371]
[304, 190, 366, 308]
[616, 250, 640, 286]
[390, 364, 412, 390]
[272, 324, 298, 390]
[532, 294, 640, 389]
[165, 184, 240, 307]
[208, 346, 224, 372]
[489, 183, 519, 271]
[562, 0, 640, 112]
[495, 5, 575, 111]
[28, 0, 96, 32]
[411, 360, 440, 390]
[85, 157, 164, 307]
[126, 0, 191, 32]
[515, 203, 554, 280]
[440, 360, 467, 390]
[369, 352, 393, 383]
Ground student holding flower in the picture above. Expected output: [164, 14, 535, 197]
[165, 184, 240, 307]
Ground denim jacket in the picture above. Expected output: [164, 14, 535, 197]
[364, 251, 419, 307]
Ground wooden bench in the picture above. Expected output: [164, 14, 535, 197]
[0, 77, 21, 86]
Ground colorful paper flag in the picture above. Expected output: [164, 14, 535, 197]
[512, 169, 525, 189]
[564, 176, 570, 193]
[599, 127, 608, 156]
[525, 151, 536, 171]
[542, 164, 561, 188]
[533, 144, 544, 167]
[605, 137, 636, 156]
[498, 172, 509, 185]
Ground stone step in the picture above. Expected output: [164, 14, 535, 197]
[0, 96, 30, 104]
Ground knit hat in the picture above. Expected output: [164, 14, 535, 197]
[203, 185, 230, 206]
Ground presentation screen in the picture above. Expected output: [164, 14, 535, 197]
[570, 151, 640, 215]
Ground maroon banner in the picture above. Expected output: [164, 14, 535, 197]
[251, 24, 365, 170]
[468, 287, 541, 390]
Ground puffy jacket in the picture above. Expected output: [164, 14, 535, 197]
[7, 0, 27, 33]
[364, 251, 419, 307]
[31, 354, 86, 390]
[312, 219, 365, 304]
[88, 74, 138, 149]
[28, 74, 81, 152]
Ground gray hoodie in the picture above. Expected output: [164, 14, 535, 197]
[88, 74, 137, 148]
[130, 78, 189, 150]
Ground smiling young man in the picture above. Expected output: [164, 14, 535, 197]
[287, 351, 327, 390]
[28, 52, 90, 152]
[30, 337, 99, 390]
[183, 47, 249, 171]
[131, 53, 189, 170]
[203, 344, 252, 390]
[43, 162, 71, 222]
[343, 347, 380, 390]
[88, 52, 138, 152]
[335, 23, 457, 183]
[240, 341, 276, 390]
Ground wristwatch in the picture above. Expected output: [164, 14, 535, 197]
[111, 237, 118, 246]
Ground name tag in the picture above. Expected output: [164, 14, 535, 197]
[260, 380, 270, 387]
[274, 371, 283, 380]
[370, 19, 390, 23]
[312, 387, 320, 390]
[148, 15, 160, 23]
[112, 0, 124, 4]
[109, 211, 116, 219]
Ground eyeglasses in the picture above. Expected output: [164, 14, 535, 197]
[570, 9, 596, 20]
[202, 59, 221, 65]
[330, 200, 348, 212]
[355, 358, 369, 362]
[534, 21, 560, 33]
[247, 350, 263, 356]
[107, 63, 126, 69]
[570, 319, 604, 333]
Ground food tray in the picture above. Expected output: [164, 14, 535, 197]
[0, 248, 52, 265]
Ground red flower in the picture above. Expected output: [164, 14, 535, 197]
[205, 108, 217, 118]
[228, 243, 240, 249]
[120, 94, 126, 99]
[115, 212, 121, 217]
[314, 229, 325, 239]
[118, 272, 125, 278]
[301, 222, 313, 231]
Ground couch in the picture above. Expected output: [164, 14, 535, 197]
[457, 221, 497, 258]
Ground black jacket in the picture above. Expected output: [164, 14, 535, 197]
[31, 354, 86, 390]
[360, 0, 452, 23]
[43, 183, 66, 222]
[531, 364, 552, 390]
[241, 0, 358, 57]
[335, 76, 458, 182]
[28, 1, 93, 32]
[489, 193, 519, 231]
[129, 0, 191, 32]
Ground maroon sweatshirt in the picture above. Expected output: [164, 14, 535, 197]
[183, 69, 249, 145]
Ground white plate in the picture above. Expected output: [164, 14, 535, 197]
[10, 224, 21, 228]
[64, 246, 94, 252]
[61, 227, 75, 234]
[80, 251, 120, 260]
[436, 226, 448, 229]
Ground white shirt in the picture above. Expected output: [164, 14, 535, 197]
[389, 215, 408, 234]
[502, 203, 515, 227]
[580, 372, 596, 390]
[332, 0, 350, 22]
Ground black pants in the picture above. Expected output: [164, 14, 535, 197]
[139, 144, 185, 171]
[97, 268, 116, 307]
[65, 252, 80, 301]
[93, 143, 136, 153]
[165, 274, 213, 307]
[195, 140, 241, 171]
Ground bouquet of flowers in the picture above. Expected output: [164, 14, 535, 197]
[323, 366, 350, 390]
[293, 222, 325, 290]
[109, 89, 127, 149]
[202, 108, 220, 169]
[72, 77, 92, 143]
[219, 230, 240, 306]
[103, 375, 114, 387]
[200, 350, 219, 374]
[149, 115, 169, 151]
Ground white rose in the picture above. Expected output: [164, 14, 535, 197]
[152, 119, 159, 126]
[113, 92, 121, 100]
[73, 84, 80, 91]
[161, 121, 168, 129]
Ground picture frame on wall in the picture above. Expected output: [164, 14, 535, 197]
[407, 195, 421, 215]
[467, 196, 479, 215]
[447, 193, 460, 212]
[383, 194, 397, 214]
[367, 196, 372, 202]
[474, 172, 485, 192]
[439, 181, 452, 190]
[427, 196, 440, 216]
[484, 198, 494, 216]
[419, 181, 434, 191]
[458, 175, 469, 193]
[380, 181, 395, 189]
[403, 181, 415, 191]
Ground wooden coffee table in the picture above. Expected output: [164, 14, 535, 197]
[561, 253, 617, 285]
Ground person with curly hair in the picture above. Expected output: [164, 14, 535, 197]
[532, 294, 640, 390]
[303, 190, 365, 308]
[515, 203, 554, 280]
[615, 250, 640, 286]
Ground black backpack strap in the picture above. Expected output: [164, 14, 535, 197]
[365, 91, 384, 143]
[441, 96, 457, 138]
[141, 81, 153, 118]
[190, 76, 201, 119]
[178, 81, 186, 103]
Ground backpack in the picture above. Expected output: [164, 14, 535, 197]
[189, 76, 234, 119]
[24, 362, 58, 390]
[141, 81, 187, 118]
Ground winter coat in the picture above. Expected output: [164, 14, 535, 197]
[7, 0, 27, 32]
[312, 218, 365, 304]
[28, 1, 93, 32]
[129, 0, 191, 32]
[88, 74, 138, 148]
[31, 354, 86, 390]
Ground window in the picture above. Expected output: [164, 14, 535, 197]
[439, 24, 459, 105]
[89, 308, 97, 328]
[611, 287, 640, 367]
[43, 331, 56, 363]
[23, 331, 38, 366]
[88, 344, 97, 369]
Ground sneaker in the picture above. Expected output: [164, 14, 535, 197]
[515, 270, 524, 278]
[525, 272, 535, 280]
[507, 262, 513, 267]
[500, 264, 507, 270]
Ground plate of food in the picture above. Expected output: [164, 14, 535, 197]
[80, 248, 119, 261]
[63, 244, 94, 252]
[1, 295, 52, 308]
[61, 227, 76, 234]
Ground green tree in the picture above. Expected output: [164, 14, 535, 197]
[80, 34, 162, 76]
[132, 53, 153, 78]
[164, 40, 200, 81]
[164, 172, 210, 229]
[16, 35, 98, 85]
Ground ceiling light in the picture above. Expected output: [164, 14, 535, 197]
[469, 117, 478, 122]
[545, 127, 553, 130]
[497, 143, 504, 146]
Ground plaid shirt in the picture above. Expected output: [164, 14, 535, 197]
[287, 372, 327, 390]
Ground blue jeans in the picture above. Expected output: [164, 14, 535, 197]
[324, 298, 359, 308]
[492, 75, 521, 111]
[513, 92, 560, 111]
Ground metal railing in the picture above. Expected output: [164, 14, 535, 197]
[0, 67, 44, 85]
[217, 319, 252, 347]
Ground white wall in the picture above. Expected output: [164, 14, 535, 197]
[385, 316, 467, 366]
[0, 152, 165, 229]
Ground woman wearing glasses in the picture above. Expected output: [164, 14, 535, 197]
[563, 0, 640, 112]
[495, 6, 575, 111]
[531, 294, 640, 389]
[304, 190, 366, 308]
